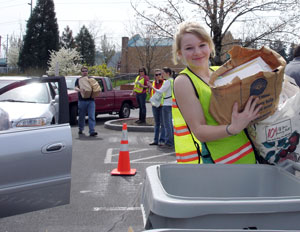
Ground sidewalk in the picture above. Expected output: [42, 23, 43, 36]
[104, 102, 154, 132]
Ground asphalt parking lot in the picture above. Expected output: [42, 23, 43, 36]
[0, 103, 176, 232]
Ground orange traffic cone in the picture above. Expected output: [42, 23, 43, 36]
[111, 123, 136, 176]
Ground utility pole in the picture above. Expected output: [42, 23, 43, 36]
[6, 34, 8, 73]
[28, 0, 33, 16]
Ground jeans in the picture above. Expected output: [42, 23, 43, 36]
[162, 106, 174, 146]
[136, 93, 147, 122]
[152, 106, 165, 144]
[78, 100, 96, 134]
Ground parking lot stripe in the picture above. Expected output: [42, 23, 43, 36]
[93, 207, 141, 212]
[131, 152, 175, 162]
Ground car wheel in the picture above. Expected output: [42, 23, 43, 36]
[119, 102, 130, 118]
[69, 104, 78, 125]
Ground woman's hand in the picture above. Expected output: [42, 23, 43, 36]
[229, 96, 262, 134]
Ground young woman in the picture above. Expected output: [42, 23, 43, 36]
[172, 21, 262, 164]
[132, 67, 149, 124]
[149, 69, 165, 145]
[148, 67, 174, 148]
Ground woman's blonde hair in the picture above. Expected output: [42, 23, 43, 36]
[172, 21, 215, 65]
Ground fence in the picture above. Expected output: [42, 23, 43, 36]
[0, 67, 19, 75]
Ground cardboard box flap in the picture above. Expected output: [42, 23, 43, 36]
[209, 46, 286, 86]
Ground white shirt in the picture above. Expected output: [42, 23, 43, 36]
[155, 78, 173, 106]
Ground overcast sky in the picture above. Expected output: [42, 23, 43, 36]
[0, 0, 148, 57]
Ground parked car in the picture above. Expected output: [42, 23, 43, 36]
[0, 76, 72, 218]
[0, 76, 59, 127]
[66, 76, 138, 125]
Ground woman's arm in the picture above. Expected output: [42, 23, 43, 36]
[174, 75, 261, 142]
[149, 79, 170, 93]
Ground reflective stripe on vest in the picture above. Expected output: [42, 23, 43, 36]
[172, 67, 256, 164]
[172, 82, 200, 164]
[133, 75, 144, 93]
[214, 141, 253, 164]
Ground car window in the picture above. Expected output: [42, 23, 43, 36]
[104, 77, 112, 91]
[48, 83, 57, 98]
[97, 79, 104, 92]
[0, 81, 50, 104]
[65, 78, 77, 90]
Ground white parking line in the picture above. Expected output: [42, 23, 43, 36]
[105, 148, 176, 164]
[131, 152, 174, 162]
[93, 207, 141, 212]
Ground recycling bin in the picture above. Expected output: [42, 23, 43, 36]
[143, 230, 293, 232]
[141, 160, 300, 230]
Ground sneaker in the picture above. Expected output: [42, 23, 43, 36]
[89, 132, 98, 137]
[149, 142, 158, 145]
[78, 130, 83, 135]
[135, 120, 141, 123]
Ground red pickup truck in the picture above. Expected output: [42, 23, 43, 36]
[66, 76, 138, 125]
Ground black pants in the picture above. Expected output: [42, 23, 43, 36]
[136, 93, 146, 122]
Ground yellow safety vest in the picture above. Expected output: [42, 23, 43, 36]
[150, 80, 165, 106]
[172, 67, 256, 164]
[133, 75, 144, 93]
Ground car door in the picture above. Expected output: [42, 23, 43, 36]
[0, 76, 72, 218]
[94, 77, 115, 113]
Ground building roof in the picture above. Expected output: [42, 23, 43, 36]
[0, 58, 7, 66]
[128, 34, 173, 47]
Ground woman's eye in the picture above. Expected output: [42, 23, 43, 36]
[200, 44, 206, 48]
[185, 47, 193, 50]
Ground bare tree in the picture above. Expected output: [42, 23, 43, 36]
[126, 20, 174, 75]
[99, 34, 116, 65]
[131, 0, 300, 65]
[3, 34, 22, 68]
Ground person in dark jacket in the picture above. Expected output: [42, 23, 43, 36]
[285, 45, 300, 87]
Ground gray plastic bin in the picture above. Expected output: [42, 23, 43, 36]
[143, 230, 296, 232]
[141, 160, 300, 230]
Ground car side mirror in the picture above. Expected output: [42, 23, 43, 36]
[51, 95, 59, 104]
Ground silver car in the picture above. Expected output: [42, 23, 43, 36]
[0, 76, 72, 218]
[0, 76, 59, 127]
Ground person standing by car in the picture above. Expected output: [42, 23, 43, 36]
[285, 45, 300, 87]
[148, 67, 174, 148]
[131, 67, 149, 124]
[149, 69, 166, 145]
[75, 67, 98, 137]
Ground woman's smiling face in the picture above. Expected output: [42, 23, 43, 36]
[178, 33, 211, 69]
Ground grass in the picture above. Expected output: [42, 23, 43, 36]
[111, 79, 135, 88]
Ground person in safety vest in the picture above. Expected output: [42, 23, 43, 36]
[171, 21, 262, 164]
[148, 67, 174, 148]
[131, 67, 149, 124]
[148, 69, 166, 146]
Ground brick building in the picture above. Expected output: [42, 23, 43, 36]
[120, 32, 240, 75]
[120, 35, 184, 75]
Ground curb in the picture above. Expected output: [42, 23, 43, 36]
[104, 118, 154, 132]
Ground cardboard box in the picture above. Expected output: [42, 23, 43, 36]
[79, 76, 92, 98]
[209, 46, 286, 125]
